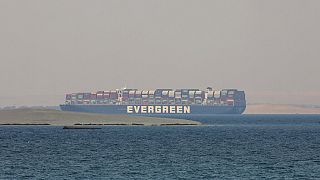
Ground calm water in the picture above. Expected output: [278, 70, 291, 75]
[1, 115, 320, 179]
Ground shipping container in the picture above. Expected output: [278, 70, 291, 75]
[155, 98, 162, 104]
[90, 93, 97, 104]
[214, 91, 221, 99]
[195, 91, 202, 97]
[168, 91, 175, 104]
[181, 89, 189, 98]
[194, 91, 204, 104]
[83, 93, 91, 100]
[109, 91, 118, 99]
[161, 90, 169, 97]
[62, 86, 246, 114]
[220, 90, 228, 102]
[147, 90, 155, 104]
[180, 89, 190, 104]
[128, 90, 135, 104]
[160, 91, 168, 104]
[83, 100, 90, 104]
[90, 93, 97, 99]
[142, 91, 149, 98]
[168, 91, 175, 98]
[122, 93, 129, 104]
[154, 89, 163, 104]
[174, 90, 181, 104]
[76, 93, 84, 100]
[188, 91, 195, 98]
[103, 91, 110, 99]
[206, 91, 214, 99]
[227, 89, 236, 98]
[71, 93, 77, 100]
[122, 91, 129, 96]
[135, 91, 142, 98]
[174, 90, 181, 98]
[77, 99, 84, 104]
[206, 91, 214, 105]
[213, 91, 221, 104]
[148, 90, 155, 98]
[63, 87, 244, 107]
[134, 91, 141, 104]
[141, 91, 149, 104]
[154, 90, 161, 99]
[97, 91, 104, 100]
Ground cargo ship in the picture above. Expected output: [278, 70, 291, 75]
[60, 87, 246, 116]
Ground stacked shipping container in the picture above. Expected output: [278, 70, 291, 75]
[65, 88, 244, 106]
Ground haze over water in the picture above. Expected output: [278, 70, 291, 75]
[1, 0, 320, 106]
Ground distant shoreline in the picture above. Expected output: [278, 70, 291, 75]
[245, 104, 320, 114]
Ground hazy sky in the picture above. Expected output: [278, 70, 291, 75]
[0, 0, 320, 106]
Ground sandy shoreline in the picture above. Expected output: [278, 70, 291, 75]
[245, 104, 320, 114]
[0, 109, 201, 126]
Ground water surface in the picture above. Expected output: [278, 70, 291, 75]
[1, 114, 320, 179]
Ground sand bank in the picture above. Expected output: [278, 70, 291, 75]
[0, 109, 201, 126]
